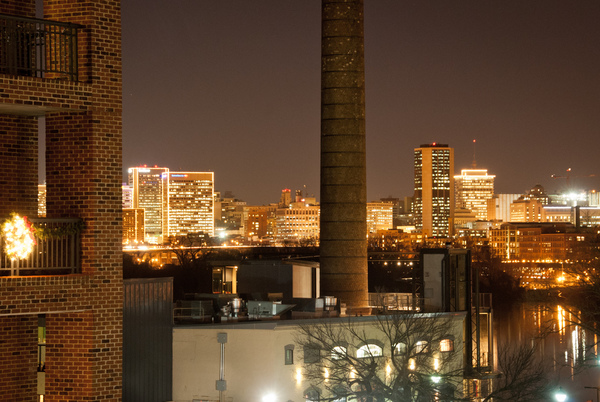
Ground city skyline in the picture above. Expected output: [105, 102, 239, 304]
[121, 1, 600, 205]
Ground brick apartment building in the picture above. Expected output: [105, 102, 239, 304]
[0, 1, 123, 400]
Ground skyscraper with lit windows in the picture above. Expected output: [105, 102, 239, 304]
[128, 166, 169, 244]
[454, 169, 495, 221]
[414, 143, 454, 237]
[167, 171, 214, 237]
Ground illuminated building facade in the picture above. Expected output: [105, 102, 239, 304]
[367, 202, 394, 233]
[128, 166, 169, 244]
[122, 183, 133, 209]
[244, 205, 276, 241]
[487, 194, 521, 223]
[510, 199, 544, 222]
[38, 184, 46, 217]
[454, 169, 495, 220]
[414, 143, 454, 237]
[166, 171, 214, 237]
[275, 204, 320, 244]
[123, 208, 145, 245]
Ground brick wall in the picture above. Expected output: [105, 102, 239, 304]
[0, 0, 124, 400]
[45, 312, 94, 400]
[0, 315, 38, 401]
[0, 1, 35, 17]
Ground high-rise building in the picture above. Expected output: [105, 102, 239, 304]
[166, 171, 214, 237]
[123, 208, 145, 245]
[38, 184, 46, 217]
[275, 203, 320, 245]
[122, 183, 133, 209]
[487, 194, 521, 223]
[128, 166, 169, 244]
[454, 169, 495, 221]
[366, 202, 394, 233]
[414, 143, 454, 237]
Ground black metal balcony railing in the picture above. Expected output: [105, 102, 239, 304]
[0, 218, 82, 276]
[0, 13, 81, 81]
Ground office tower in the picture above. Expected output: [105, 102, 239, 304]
[414, 143, 454, 237]
[0, 1, 123, 399]
[454, 169, 495, 221]
[275, 204, 320, 244]
[123, 208, 145, 245]
[128, 166, 169, 244]
[38, 184, 46, 217]
[487, 194, 521, 223]
[122, 183, 133, 209]
[167, 171, 214, 237]
[320, 0, 368, 307]
[245, 205, 277, 241]
[367, 202, 394, 233]
[279, 188, 292, 207]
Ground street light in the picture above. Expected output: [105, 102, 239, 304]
[554, 387, 568, 402]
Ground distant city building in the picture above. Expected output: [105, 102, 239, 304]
[215, 193, 247, 237]
[414, 143, 454, 237]
[123, 208, 145, 245]
[279, 188, 292, 207]
[486, 194, 521, 223]
[166, 171, 214, 237]
[128, 166, 169, 244]
[274, 204, 320, 244]
[489, 222, 588, 261]
[244, 205, 277, 241]
[454, 169, 495, 220]
[122, 183, 133, 209]
[589, 190, 600, 207]
[366, 201, 394, 233]
[38, 184, 46, 217]
[510, 198, 544, 222]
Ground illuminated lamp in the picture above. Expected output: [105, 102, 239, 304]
[2, 213, 36, 260]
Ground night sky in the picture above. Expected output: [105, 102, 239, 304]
[121, 1, 600, 206]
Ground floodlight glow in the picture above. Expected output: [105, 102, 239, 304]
[431, 375, 442, 384]
[262, 393, 276, 402]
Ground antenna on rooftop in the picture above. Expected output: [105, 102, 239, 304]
[472, 139, 477, 168]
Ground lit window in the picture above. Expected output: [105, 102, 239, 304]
[357, 343, 383, 358]
[440, 338, 454, 352]
[332, 346, 347, 360]
[394, 342, 407, 355]
[415, 340, 429, 354]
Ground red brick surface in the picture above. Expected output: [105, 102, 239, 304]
[0, 0, 124, 400]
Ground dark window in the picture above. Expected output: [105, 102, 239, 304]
[285, 344, 294, 365]
[304, 347, 320, 363]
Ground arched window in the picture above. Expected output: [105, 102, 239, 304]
[332, 345, 347, 360]
[394, 342, 407, 355]
[356, 342, 383, 358]
[415, 340, 429, 354]
[440, 338, 454, 352]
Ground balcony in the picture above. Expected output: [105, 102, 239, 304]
[0, 13, 81, 81]
[0, 218, 82, 276]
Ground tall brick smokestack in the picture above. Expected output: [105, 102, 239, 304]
[320, 0, 368, 308]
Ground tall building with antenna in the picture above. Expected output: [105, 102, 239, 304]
[414, 143, 454, 237]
